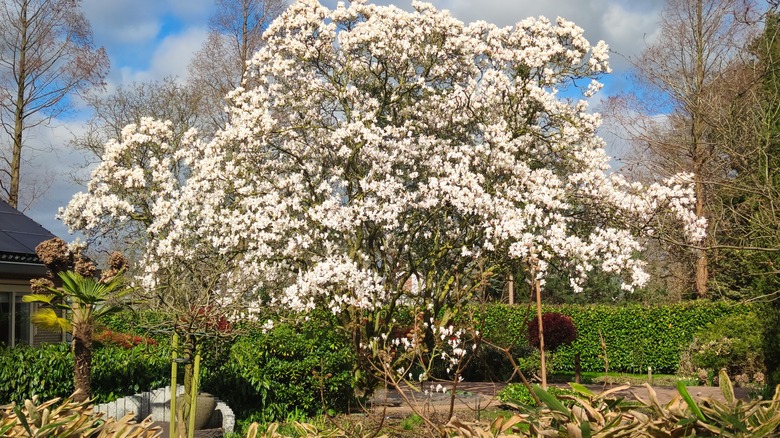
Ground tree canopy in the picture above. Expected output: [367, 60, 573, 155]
[61, 0, 703, 321]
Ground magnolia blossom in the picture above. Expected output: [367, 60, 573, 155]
[60, 0, 704, 315]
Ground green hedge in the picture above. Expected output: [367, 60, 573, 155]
[473, 301, 755, 375]
[0, 343, 72, 404]
[0, 301, 756, 414]
[0, 342, 169, 404]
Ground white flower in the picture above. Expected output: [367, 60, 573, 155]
[62, 0, 701, 344]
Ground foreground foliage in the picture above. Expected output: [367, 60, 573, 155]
[449, 370, 780, 437]
[0, 393, 160, 437]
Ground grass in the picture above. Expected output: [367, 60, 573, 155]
[399, 414, 424, 430]
[550, 371, 698, 386]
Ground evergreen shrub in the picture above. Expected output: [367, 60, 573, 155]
[0, 343, 71, 404]
[684, 311, 766, 385]
[202, 310, 357, 424]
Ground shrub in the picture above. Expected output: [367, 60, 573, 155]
[202, 310, 357, 423]
[93, 329, 158, 348]
[764, 305, 780, 387]
[527, 312, 577, 352]
[0, 341, 169, 405]
[0, 343, 72, 404]
[498, 382, 575, 406]
[683, 311, 766, 385]
[90, 342, 170, 403]
[99, 310, 169, 340]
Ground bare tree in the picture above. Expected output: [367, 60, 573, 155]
[188, 0, 286, 133]
[73, 77, 206, 165]
[0, 0, 108, 209]
[606, 0, 758, 298]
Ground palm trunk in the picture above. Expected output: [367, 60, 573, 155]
[72, 321, 92, 402]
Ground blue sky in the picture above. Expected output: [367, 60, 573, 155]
[26, 0, 666, 239]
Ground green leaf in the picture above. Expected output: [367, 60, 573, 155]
[719, 369, 735, 405]
[751, 413, 780, 437]
[569, 382, 595, 397]
[580, 419, 592, 438]
[21, 294, 57, 304]
[677, 417, 698, 426]
[533, 385, 570, 416]
[12, 405, 32, 436]
[677, 380, 706, 422]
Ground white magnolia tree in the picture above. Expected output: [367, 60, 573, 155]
[61, 0, 704, 399]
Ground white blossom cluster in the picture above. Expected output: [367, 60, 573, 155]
[60, 0, 704, 313]
[364, 315, 474, 387]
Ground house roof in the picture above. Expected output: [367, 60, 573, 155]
[0, 200, 57, 264]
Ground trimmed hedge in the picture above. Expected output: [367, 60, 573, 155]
[0, 342, 169, 404]
[474, 301, 755, 375]
[0, 343, 72, 404]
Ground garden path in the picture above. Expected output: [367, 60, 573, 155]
[367, 381, 754, 417]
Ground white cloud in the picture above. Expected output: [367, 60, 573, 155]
[17, 119, 92, 239]
[82, 0, 165, 46]
[149, 27, 210, 78]
[601, 3, 662, 67]
[168, 0, 215, 23]
[118, 27, 210, 83]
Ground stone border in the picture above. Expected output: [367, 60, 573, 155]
[94, 385, 235, 433]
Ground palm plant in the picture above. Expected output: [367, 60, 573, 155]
[23, 270, 129, 402]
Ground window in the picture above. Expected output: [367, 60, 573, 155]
[0, 293, 9, 346]
[14, 294, 31, 345]
[0, 292, 33, 347]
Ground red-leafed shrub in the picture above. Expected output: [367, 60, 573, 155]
[93, 329, 158, 349]
[528, 312, 577, 352]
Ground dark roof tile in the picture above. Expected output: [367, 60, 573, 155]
[0, 200, 58, 257]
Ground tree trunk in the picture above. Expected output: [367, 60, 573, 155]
[179, 334, 196, 436]
[72, 321, 92, 402]
[692, 0, 708, 298]
[508, 273, 514, 305]
[693, 157, 708, 298]
[535, 278, 547, 389]
[9, 0, 29, 209]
